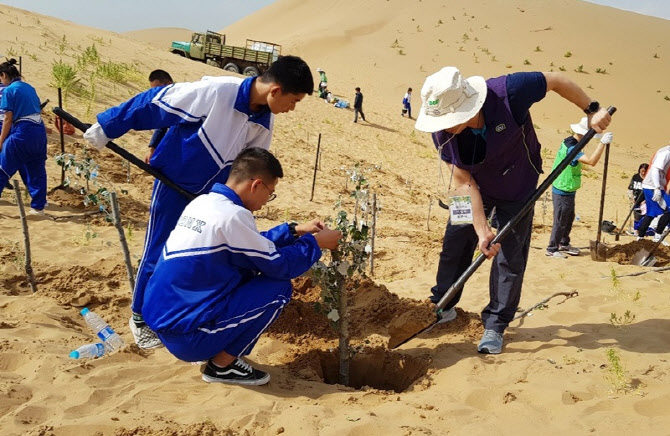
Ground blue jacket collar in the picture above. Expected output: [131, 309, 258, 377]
[211, 183, 245, 208]
[234, 77, 272, 129]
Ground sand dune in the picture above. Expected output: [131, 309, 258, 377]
[1, 0, 670, 435]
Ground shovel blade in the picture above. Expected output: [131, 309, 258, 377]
[631, 249, 656, 266]
[589, 240, 608, 262]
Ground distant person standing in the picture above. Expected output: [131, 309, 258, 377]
[144, 69, 174, 164]
[353, 87, 366, 123]
[637, 145, 670, 244]
[402, 87, 413, 119]
[546, 117, 612, 258]
[0, 59, 48, 214]
[317, 68, 328, 98]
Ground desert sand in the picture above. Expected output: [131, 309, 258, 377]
[1, 0, 670, 434]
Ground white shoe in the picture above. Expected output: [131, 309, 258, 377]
[652, 234, 670, 247]
[129, 317, 164, 349]
[28, 208, 45, 216]
[436, 307, 457, 324]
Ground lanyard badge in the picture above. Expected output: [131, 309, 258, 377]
[449, 195, 473, 225]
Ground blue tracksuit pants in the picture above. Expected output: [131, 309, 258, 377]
[0, 121, 48, 210]
[132, 179, 191, 314]
[155, 276, 292, 362]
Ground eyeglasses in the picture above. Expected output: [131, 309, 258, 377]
[252, 179, 276, 202]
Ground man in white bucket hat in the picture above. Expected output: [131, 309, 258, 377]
[546, 117, 613, 259]
[416, 67, 611, 354]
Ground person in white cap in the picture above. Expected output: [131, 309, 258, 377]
[415, 67, 611, 354]
[546, 117, 613, 258]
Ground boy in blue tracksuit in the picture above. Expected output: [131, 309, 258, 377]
[0, 59, 48, 212]
[143, 148, 341, 385]
[84, 56, 314, 349]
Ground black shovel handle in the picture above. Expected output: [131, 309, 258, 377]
[615, 191, 643, 240]
[435, 106, 617, 312]
[52, 107, 196, 201]
[595, 142, 611, 245]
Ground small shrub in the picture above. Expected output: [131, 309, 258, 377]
[398, 49, 405, 56]
[559, 66, 566, 71]
[50, 60, 79, 106]
[653, 53, 659, 58]
[574, 64, 586, 73]
[523, 59, 531, 65]
[564, 51, 572, 58]
[610, 311, 636, 328]
[595, 68, 607, 74]
[535, 46, 542, 52]
[665, 96, 670, 101]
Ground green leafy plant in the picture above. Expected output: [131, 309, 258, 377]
[610, 311, 635, 327]
[595, 68, 607, 74]
[55, 150, 115, 220]
[605, 348, 631, 392]
[312, 164, 376, 386]
[50, 60, 79, 107]
[574, 64, 586, 73]
[57, 34, 68, 55]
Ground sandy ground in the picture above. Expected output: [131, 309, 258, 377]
[1, 0, 670, 434]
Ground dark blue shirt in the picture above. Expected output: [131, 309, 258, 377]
[506, 72, 547, 126]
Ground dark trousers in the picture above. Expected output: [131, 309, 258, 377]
[547, 192, 575, 252]
[430, 199, 534, 333]
[354, 107, 365, 122]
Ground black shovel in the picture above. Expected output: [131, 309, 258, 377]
[390, 106, 617, 349]
[615, 191, 643, 241]
[52, 107, 196, 201]
[589, 141, 610, 261]
[631, 228, 669, 266]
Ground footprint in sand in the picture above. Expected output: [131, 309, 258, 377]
[634, 393, 670, 417]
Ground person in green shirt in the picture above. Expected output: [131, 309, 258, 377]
[317, 68, 328, 98]
[546, 117, 613, 258]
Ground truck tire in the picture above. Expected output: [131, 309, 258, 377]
[242, 66, 260, 77]
[172, 51, 185, 57]
[223, 63, 240, 74]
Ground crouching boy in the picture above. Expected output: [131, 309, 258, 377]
[142, 148, 341, 385]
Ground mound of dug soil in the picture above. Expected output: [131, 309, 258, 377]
[606, 239, 670, 266]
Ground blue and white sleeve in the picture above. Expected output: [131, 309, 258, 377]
[227, 211, 322, 280]
[97, 80, 223, 139]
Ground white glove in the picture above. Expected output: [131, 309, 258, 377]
[600, 132, 613, 145]
[652, 188, 663, 203]
[83, 122, 110, 150]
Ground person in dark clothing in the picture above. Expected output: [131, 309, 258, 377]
[353, 87, 366, 123]
[415, 66, 611, 354]
[628, 163, 648, 208]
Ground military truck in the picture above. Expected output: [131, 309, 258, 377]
[169, 30, 281, 77]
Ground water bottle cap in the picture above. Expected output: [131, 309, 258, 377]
[80, 308, 90, 315]
[69, 351, 80, 359]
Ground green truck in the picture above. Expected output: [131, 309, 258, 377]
[169, 30, 281, 77]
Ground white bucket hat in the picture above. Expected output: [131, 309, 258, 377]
[316, 67, 323, 72]
[415, 67, 487, 132]
[570, 117, 589, 135]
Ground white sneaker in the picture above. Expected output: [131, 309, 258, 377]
[28, 208, 45, 216]
[546, 250, 567, 259]
[652, 233, 670, 247]
[129, 317, 164, 349]
[436, 307, 457, 324]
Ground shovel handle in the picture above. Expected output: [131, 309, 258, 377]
[52, 107, 197, 201]
[435, 106, 617, 312]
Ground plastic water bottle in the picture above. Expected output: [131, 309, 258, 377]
[80, 308, 125, 351]
[69, 343, 106, 359]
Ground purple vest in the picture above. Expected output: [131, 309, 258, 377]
[432, 76, 543, 202]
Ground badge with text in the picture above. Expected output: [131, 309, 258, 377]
[449, 195, 473, 225]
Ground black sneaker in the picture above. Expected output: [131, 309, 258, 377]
[202, 358, 270, 386]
